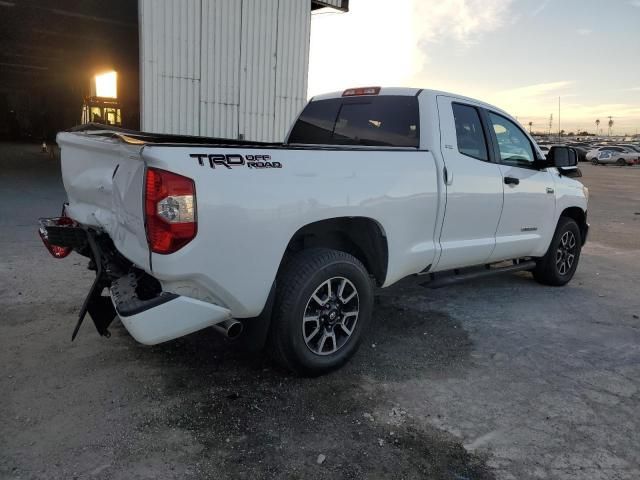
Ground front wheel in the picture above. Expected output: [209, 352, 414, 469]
[533, 217, 582, 286]
[617, 158, 626, 166]
[591, 159, 599, 165]
[268, 248, 374, 376]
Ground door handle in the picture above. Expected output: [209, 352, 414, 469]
[504, 176, 519, 185]
[444, 166, 453, 185]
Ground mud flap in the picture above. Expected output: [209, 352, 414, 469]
[71, 232, 116, 340]
[236, 282, 275, 352]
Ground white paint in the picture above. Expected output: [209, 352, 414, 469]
[115, 294, 232, 345]
[57, 88, 588, 345]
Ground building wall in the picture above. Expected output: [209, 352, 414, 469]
[139, 0, 321, 141]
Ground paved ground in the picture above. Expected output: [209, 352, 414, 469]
[1, 143, 639, 479]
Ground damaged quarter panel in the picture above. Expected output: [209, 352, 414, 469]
[57, 132, 150, 270]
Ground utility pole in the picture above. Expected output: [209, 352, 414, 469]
[558, 97, 561, 139]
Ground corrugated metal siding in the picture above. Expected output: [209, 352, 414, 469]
[140, 0, 201, 135]
[200, 0, 241, 139]
[238, 0, 278, 141]
[140, 0, 326, 141]
[274, 0, 311, 139]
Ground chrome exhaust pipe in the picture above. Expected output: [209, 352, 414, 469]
[212, 319, 243, 340]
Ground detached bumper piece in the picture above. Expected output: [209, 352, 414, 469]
[110, 273, 232, 345]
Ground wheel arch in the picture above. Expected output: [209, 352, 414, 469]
[560, 206, 588, 245]
[280, 217, 389, 286]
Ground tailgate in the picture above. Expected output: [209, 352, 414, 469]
[56, 131, 150, 270]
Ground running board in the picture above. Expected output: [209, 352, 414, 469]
[420, 260, 537, 289]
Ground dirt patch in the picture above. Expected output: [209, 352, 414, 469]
[105, 298, 487, 480]
[124, 337, 490, 479]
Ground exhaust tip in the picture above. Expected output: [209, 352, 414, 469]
[213, 319, 243, 340]
[226, 321, 243, 340]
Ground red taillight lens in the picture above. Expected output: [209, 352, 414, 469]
[38, 216, 74, 259]
[145, 167, 197, 254]
[342, 86, 381, 97]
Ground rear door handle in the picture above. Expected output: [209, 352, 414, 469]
[444, 166, 453, 185]
[504, 176, 519, 185]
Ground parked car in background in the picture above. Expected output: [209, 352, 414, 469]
[621, 144, 640, 153]
[589, 147, 639, 166]
[571, 146, 589, 162]
[586, 146, 634, 163]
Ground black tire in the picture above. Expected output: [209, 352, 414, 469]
[591, 159, 599, 165]
[617, 158, 626, 166]
[267, 248, 374, 376]
[533, 217, 582, 286]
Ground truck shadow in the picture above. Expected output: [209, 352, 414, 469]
[107, 284, 492, 479]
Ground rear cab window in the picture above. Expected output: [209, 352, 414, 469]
[288, 96, 420, 148]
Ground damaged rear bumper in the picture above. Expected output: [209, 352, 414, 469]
[39, 216, 232, 345]
[110, 273, 232, 345]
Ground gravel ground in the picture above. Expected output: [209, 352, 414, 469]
[1, 143, 639, 479]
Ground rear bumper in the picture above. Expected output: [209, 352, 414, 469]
[110, 272, 232, 345]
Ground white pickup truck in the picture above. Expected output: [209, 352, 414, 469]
[41, 87, 588, 375]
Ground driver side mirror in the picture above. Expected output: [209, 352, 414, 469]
[547, 146, 581, 177]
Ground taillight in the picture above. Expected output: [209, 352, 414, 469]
[144, 167, 197, 254]
[342, 86, 381, 97]
[38, 216, 75, 259]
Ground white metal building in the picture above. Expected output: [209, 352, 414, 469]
[139, 0, 348, 141]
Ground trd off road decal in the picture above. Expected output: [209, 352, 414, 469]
[189, 153, 282, 170]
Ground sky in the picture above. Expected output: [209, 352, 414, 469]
[309, 0, 640, 135]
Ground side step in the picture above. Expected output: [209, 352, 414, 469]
[420, 260, 537, 289]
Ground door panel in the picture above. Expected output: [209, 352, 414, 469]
[489, 164, 555, 261]
[435, 97, 504, 271]
[485, 111, 556, 261]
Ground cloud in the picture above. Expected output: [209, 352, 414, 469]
[487, 81, 576, 120]
[496, 81, 575, 99]
[629, 86, 640, 91]
[576, 28, 592, 35]
[531, 0, 551, 16]
[414, 0, 515, 46]
[629, 0, 640, 6]
[308, 0, 514, 97]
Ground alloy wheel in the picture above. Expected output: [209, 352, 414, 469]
[302, 277, 359, 356]
[556, 231, 577, 276]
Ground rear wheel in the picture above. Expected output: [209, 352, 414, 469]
[268, 248, 374, 376]
[533, 217, 582, 286]
[617, 158, 626, 166]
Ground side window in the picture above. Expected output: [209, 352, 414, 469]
[452, 103, 488, 161]
[488, 112, 535, 167]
